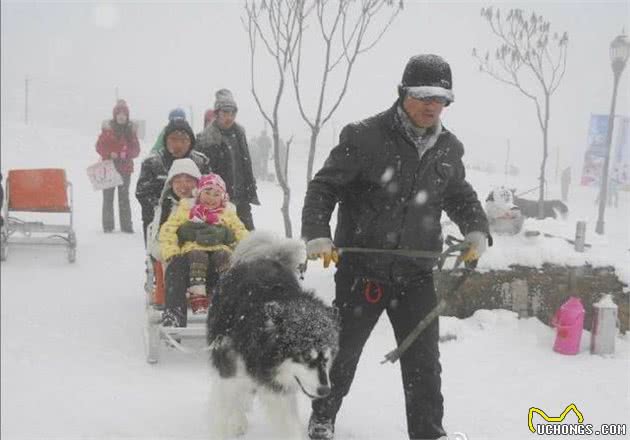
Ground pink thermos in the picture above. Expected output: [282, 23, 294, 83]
[552, 297, 585, 355]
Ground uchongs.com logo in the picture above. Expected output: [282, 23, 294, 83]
[528, 403, 627, 436]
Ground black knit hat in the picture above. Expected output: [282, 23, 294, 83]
[398, 54, 454, 105]
[163, 118, 196, 149]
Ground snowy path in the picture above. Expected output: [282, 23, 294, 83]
[1, 122, 629, 439]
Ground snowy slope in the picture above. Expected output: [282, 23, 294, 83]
[1, 121, 629, 440]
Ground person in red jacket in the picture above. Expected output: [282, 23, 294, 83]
[96, 99, 140, 233]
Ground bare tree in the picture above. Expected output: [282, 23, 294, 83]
[473, 7, 568, 219]
[243, 0, 311, 237]
[291, 0, 402, 183]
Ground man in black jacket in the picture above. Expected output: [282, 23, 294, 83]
[302, 54, 490, 440]
[195, 89, 259, 230]
[135, 118, 211, 242]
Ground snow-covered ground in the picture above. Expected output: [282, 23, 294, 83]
[1, 121, 629, 439]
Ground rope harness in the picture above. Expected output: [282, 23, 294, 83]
[302, 235, 486, 364]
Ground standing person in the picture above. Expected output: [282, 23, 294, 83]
[203, 109, 215, 129]
[257, 129, 272, 180]
[196, 109, 216, 141]
[136, 118, 210, 243]
[196, 88, 259, 230]
[96, 99, 140, 233]
[301, 54, 490, 440]
[150, 108, 187, 154]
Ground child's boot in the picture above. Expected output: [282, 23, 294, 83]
[187, 284, 209, 314]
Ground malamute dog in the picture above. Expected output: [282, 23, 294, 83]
[207, 232, 339, 439]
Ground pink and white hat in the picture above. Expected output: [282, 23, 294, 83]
[196, 173, 229, 205]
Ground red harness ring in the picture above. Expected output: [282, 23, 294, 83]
[364, 280, 384, 304]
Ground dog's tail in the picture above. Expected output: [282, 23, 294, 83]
[231, 230, 307, 272]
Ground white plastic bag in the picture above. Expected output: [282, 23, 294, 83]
[87, 160, 123, 191]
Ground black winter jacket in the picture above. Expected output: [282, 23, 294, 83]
[195, 121, 259, 205]
[135, 149, 210, 226]
[302, 102, 488, 281]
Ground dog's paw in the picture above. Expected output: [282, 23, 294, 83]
[225, 412, 249, 437]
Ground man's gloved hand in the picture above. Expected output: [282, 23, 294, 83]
[461, 231, 488, 268]
[306, 237, 339, 268]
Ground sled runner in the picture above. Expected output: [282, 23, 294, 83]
[0, 169, 77, 262]
[143, 257, 211, 364]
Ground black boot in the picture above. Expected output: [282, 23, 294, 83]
[161, 309, 183, 327]
[308, 414, 334, 440]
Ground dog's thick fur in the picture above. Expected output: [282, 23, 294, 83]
[207, 232, 339, 439]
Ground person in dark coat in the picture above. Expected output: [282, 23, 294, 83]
[195, 89, 259, 230]
[95, 99, 141, 233]
[135, 118, 210, 243]
[301, 54, 490, 440]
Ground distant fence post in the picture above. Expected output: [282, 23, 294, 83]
[574, 221, 586, 253]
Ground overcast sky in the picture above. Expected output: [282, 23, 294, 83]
[2, 0, 629, 179]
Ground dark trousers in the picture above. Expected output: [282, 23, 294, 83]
[235, 201, 255, 231]
[312, 267, 446, 440]
[102, 174, 132, 232]
[164, 252, 226, 326]
[141, 206, 154, 245]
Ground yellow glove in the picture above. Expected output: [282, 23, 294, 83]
[461, 231, 488, 264]
[306, 238, 339, 268]
[461, 247, 480, 263]
[321, 249, 339, 268]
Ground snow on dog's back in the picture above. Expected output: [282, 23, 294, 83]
[230, 230, 306, 273]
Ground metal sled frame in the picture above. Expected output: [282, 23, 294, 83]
[1, 169, 77, 263]
[143, 258, 211, 364]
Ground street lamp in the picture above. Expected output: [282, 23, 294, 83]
[595, 31, 630, 235]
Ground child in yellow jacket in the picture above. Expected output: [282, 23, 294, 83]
[159, 173, 248, 313]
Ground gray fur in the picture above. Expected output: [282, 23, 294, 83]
[230, 231, 307, 273]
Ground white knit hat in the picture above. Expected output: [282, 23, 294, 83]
[165, 158, 201, 186]
[159, 158, 202, 203]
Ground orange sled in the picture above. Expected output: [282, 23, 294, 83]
[1, 169, 77, 262]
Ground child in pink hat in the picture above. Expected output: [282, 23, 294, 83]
[159, 173, 248, 317]
[189, 173, 229, 226]
[187, 174, 237, 312]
